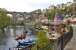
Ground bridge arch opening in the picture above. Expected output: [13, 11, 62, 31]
[7, 14, 13, 18]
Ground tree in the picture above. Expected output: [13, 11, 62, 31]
[0, 8, 11, 44]
[31, 9, 42, 13]
[47, 6, 57, 20]
[0, 8, 11, 31]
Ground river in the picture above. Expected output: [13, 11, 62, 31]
[1, 25, 76, 50]
[0, 26, 36, 50]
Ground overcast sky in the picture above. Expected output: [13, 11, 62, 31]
[0, 0, 73, 12]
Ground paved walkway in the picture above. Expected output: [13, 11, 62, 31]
[64, 25, 76, 50]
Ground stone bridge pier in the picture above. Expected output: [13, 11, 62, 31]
[6, 12, 28, 25]
[6, 12, 29, 36]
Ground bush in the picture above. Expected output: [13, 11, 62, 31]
[31, 30, 51, 50]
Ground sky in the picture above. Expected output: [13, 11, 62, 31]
[0, 0, 73, 12]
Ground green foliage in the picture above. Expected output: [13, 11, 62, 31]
[0, 8, 11, 44]
[45, 7, 57, 20]
[0, 8, 11, 29]
[31, 30, 51, 50]
[31, 45, 37, 50]
[0, 30, 6, 45]
[37, 30, 49, 48]
[31, 9, 42, 14]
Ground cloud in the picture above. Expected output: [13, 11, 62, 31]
[0, 0, 73, 12]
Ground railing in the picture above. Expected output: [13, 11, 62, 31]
[63, 26, 73, 48]
[58, 26, 73, 50]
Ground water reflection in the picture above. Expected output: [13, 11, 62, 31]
[0, 26, 36, 50]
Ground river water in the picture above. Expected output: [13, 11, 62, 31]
[0, 26, 36, 50]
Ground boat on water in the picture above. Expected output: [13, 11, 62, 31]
[9, 30, 37, 50]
